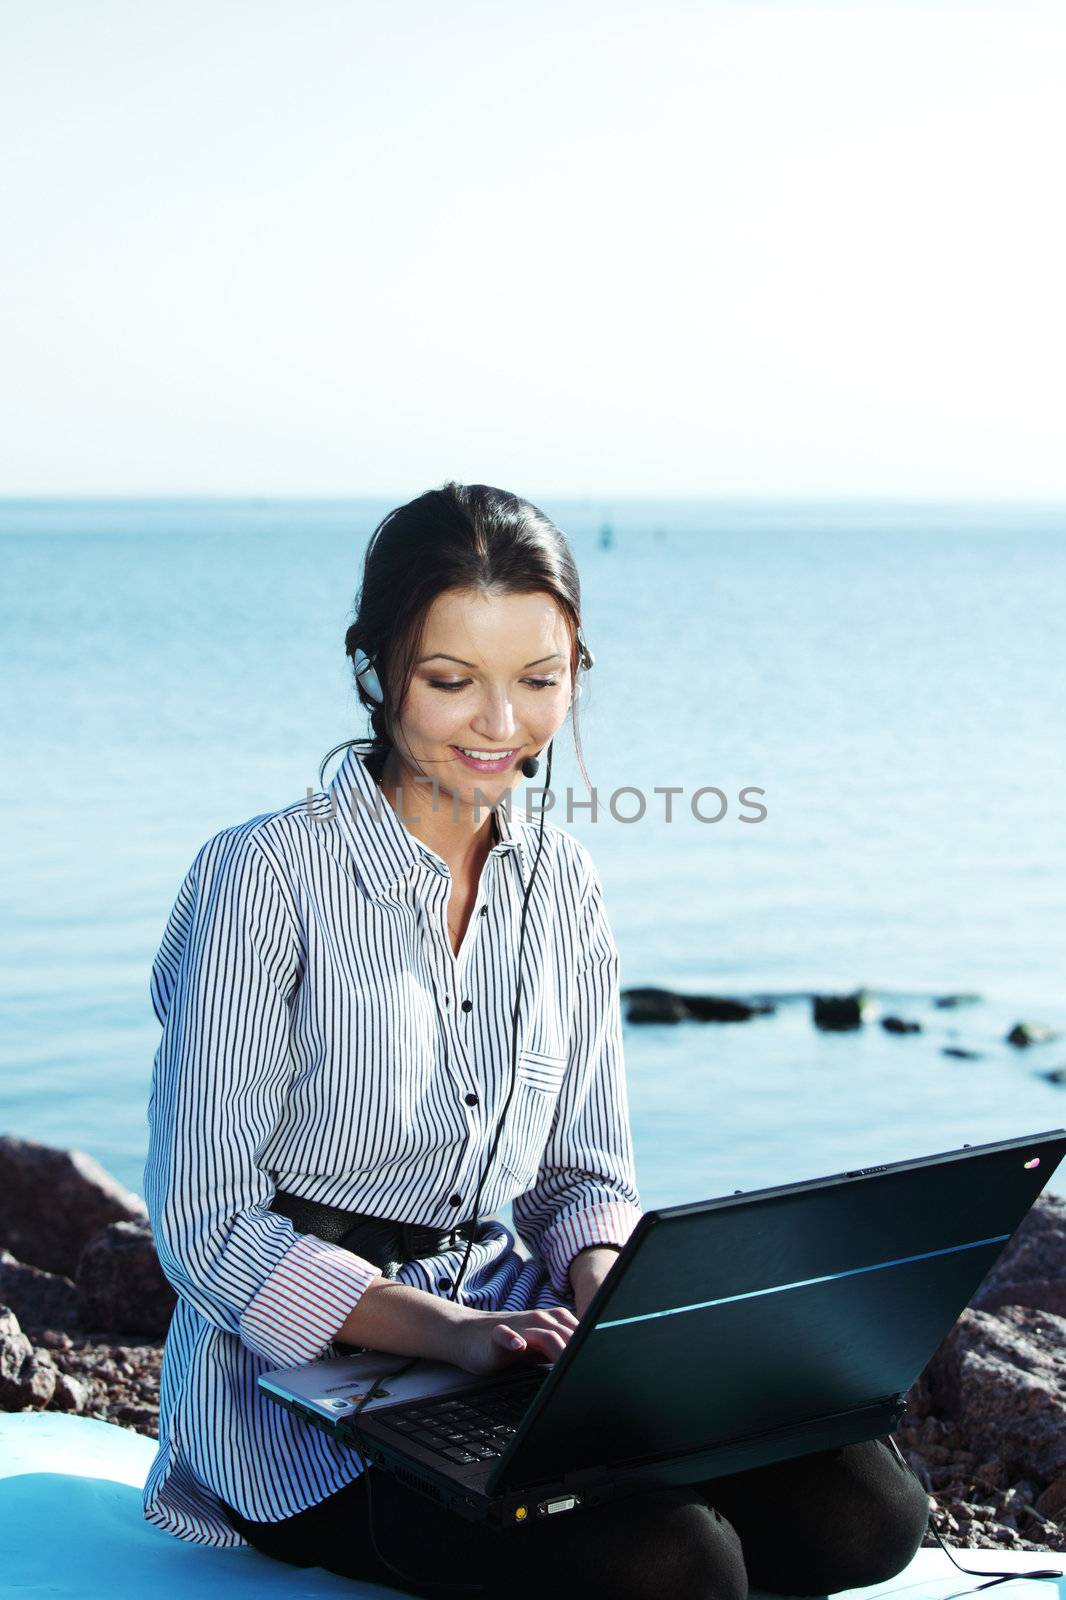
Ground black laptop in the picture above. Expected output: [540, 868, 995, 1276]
[259, 1128, 1065, 1530]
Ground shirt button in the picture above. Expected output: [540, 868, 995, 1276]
[464, 1092, 478, 1106]
[448, 1193, 462, 1207]
[438, 1277, 453, 1291]
[480, 905, 488, 916]
[443, 995, 451, 1006]
[461, 999, 472, 1013]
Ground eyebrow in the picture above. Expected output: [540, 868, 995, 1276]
[416, 653, 565, 669]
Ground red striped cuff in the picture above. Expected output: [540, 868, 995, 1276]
[239, 1231, 381, 1369]
[542, 1200, 644, 1299]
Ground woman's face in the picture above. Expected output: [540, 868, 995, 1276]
[390, 587, 575, 809]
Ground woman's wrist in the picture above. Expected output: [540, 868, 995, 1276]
[335, 1275, 476, 1364]
[568, 1244, 621, 1292]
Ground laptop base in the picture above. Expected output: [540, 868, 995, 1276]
[361, 1392, 908, 1530]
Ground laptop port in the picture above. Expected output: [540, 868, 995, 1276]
[537, 1495, 580, 1516]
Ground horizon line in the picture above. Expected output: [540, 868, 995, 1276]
[1, 491, 1065, 508]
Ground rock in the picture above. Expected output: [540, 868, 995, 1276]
[51, 1371, 88, 1412]
[942, 1047, 983, 1060]
[76, 1219, 176, 1337]
[45, 1334, 163, 1437]
[925, 1304, 1066, 1481]
[0, 1248, 80, 1334]
[678, 995, 774, 1022]
[620, 987, 775, 1024]
[1006, 1021, 1060, 1048]
[0, 1304, 34, 1406]
[621, 987, 688, 1023]
[1039, 1066, 1066, 1084]
[812, 990, 871, 1031]
[0, 1135, 146, 1277]
[20, 1348, 57, 1408]
[0, 1304, 57, 1409]
[37, 1329, 73, 1351]
[1034, 1472, 1066, 1521]
[882, 1016, 922, 1034]
[971, 1191, 1066, 1318]
[974, 1455, 1009, 1491]
[933, 994, 982, 1008]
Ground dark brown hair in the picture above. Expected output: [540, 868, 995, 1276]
[318, 481, 593, 793]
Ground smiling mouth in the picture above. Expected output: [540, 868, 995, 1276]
[451, 745, 519, 765]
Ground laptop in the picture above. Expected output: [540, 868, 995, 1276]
[259, 1127, 1065, 1530]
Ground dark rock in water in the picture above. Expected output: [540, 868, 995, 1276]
[971, 1192, 1066, 1320]
[942, 1046, 983, 1060]
[77, 1219, 177, 1338]
[0, 1135, 146, 1277]
[622, 987, 689, 1023]
[0, 1248, 80, 1335]
[933, 994, 982, 1008]
[924, 1304, 1066, 1482]
[882, 1015, 922, 1034]
[1007, 1021, 1061, 1049]
[620, 987, 775, 1024]
[678, 995, 775, 1023]
[812, 990, 871, 1031]
[1039, 1066, 1066, 1085]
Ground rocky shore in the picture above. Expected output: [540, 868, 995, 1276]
[1, 1132, 1065, 1552]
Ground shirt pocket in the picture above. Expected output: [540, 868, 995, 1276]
[497, 1047, 568, 1190]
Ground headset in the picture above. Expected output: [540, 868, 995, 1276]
[318, 646, 1062, 1594]
[328, 636, 590, 1594]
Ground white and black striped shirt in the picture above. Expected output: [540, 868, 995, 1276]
[141, 742, 643, 1545]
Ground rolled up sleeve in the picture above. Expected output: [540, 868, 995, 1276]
[144, 824, 380, 1370]
[512, 854, 643, 1298]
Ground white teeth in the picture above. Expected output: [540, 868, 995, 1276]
[458, 747, 514, 761]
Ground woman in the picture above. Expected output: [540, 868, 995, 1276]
[142, 483, 929, 1599]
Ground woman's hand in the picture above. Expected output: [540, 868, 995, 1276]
[449, 1306, 580, 1377]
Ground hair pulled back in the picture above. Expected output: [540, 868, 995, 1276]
[318, 481, 593, 793]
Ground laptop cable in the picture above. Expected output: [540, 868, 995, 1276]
[886, 1433, 1063, 1588]
[324, 704, 1066, 1596]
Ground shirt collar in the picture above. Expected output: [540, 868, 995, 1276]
[326, 743, 533, 902]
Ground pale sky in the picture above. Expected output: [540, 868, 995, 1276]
[2, 0, 1064, 497]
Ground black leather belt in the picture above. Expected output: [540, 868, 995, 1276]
[268, 1188, 486, 1282]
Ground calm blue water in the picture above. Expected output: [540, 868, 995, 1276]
[2, 498, 1065, 1212]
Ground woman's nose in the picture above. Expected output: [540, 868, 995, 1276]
[471, 693, 520, 741]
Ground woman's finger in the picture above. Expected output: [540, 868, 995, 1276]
[521, 1326, 568, 1361]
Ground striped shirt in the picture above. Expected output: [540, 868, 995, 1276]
[141, 742, 643, 1545]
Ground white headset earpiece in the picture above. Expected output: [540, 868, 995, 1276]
[353, 646, 384, 705]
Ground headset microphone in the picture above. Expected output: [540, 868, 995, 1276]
[520, 752, 540, 778]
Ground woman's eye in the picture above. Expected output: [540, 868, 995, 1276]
[427, 678, 558, 693]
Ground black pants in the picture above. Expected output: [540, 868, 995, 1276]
[220, 1433, 930, 1600]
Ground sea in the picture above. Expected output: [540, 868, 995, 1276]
[2, 497, 1064, 1214]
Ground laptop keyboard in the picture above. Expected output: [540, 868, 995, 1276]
[377, 1372, 546, 1466]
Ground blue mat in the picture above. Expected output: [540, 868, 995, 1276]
[1, 1414, 1061, 1599]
